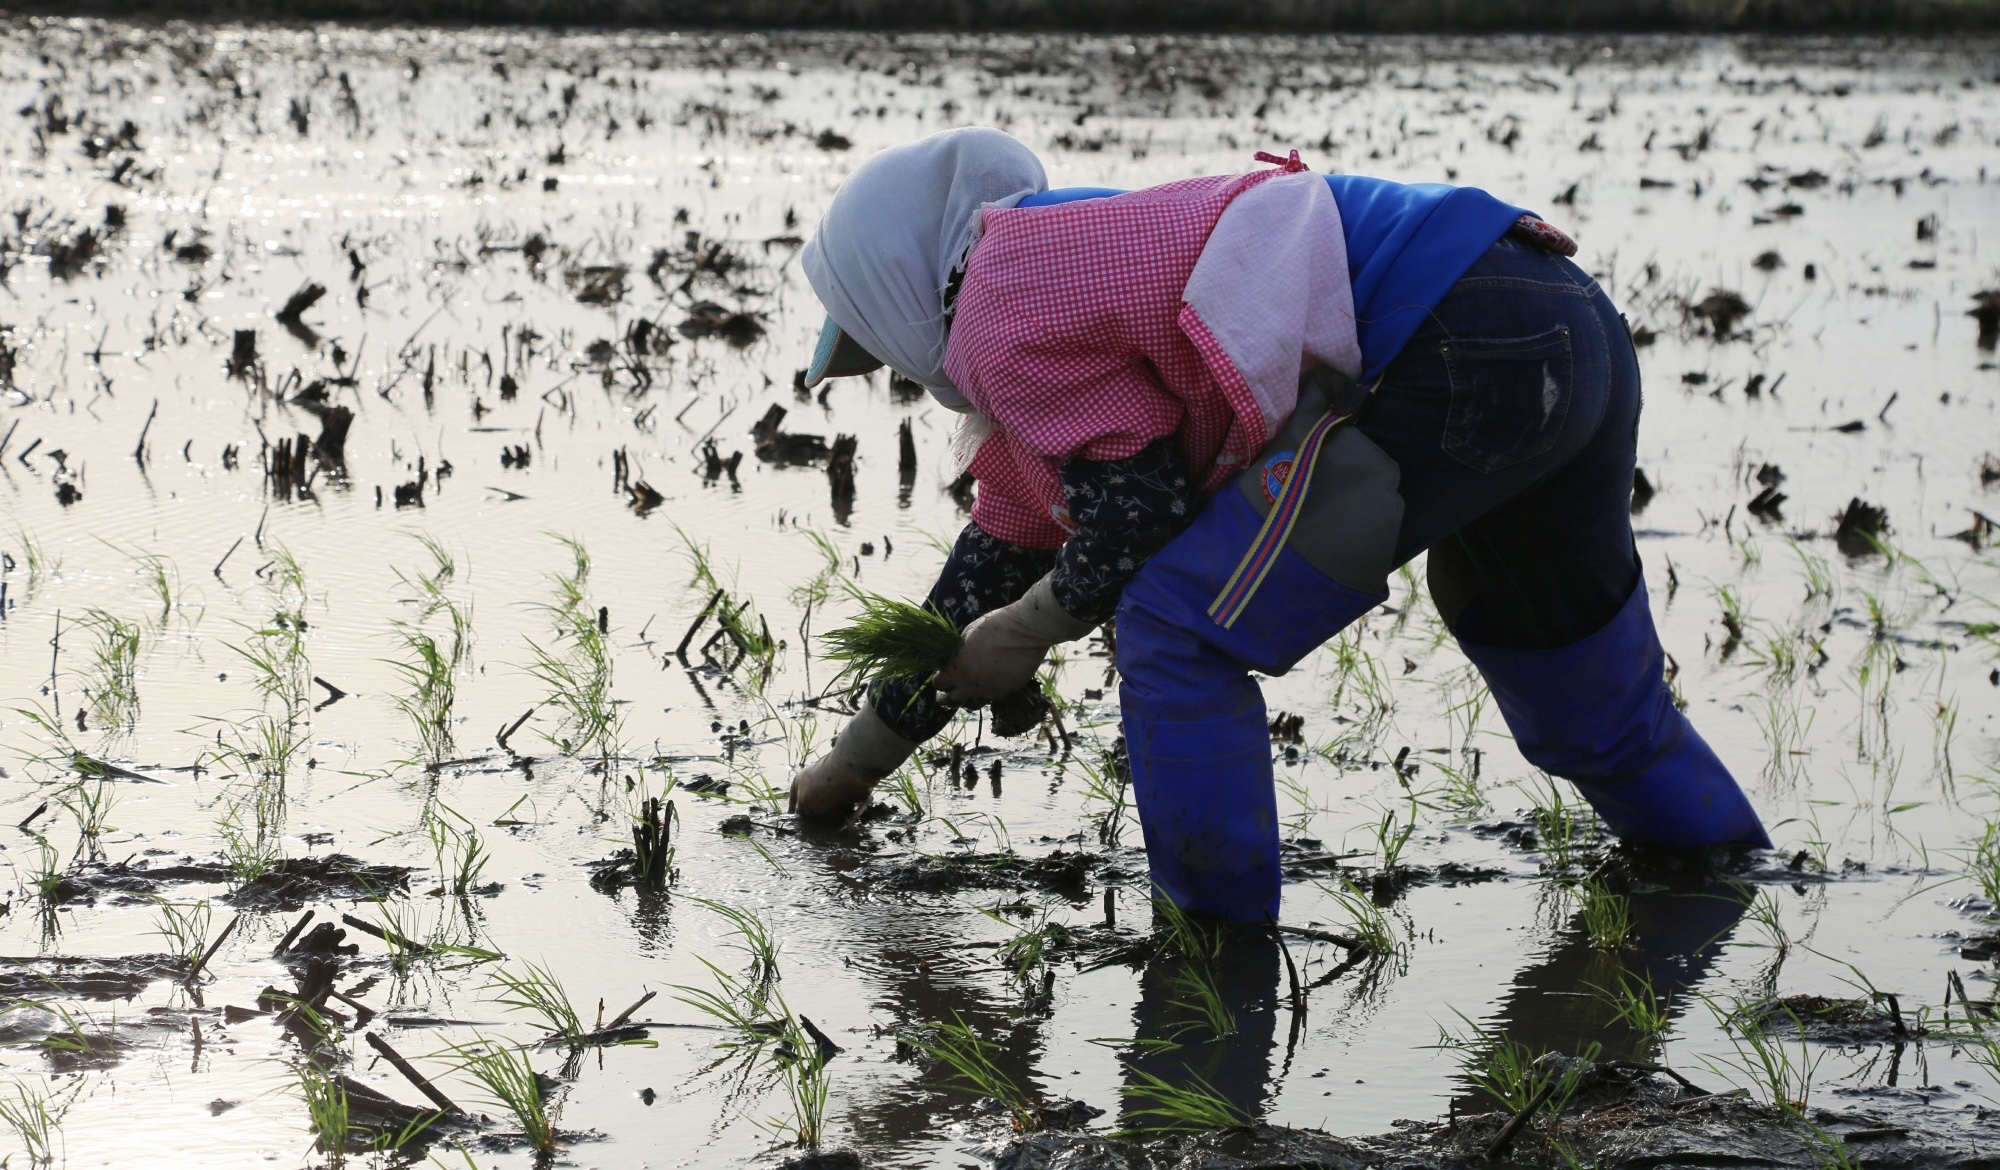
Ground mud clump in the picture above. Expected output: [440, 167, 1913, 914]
[1688, 288, 1752, 338]
[1835, 496, 1889, 556]
[1971, 289, 2000, 350]
[862, 849, 1108, 898]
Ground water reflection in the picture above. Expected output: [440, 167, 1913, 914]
[1453, 869, 1754, 1112]
[1118, 923, 1283, 1128]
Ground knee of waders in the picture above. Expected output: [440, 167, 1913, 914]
[1120, 487, 1389, 688]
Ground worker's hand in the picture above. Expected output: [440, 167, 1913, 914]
[933, 576, 1094, 708]
[932, 606, 1054, 708]
[787, 704, 917, 822]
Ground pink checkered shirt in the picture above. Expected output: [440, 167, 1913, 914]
[943, 155, 1306, 548]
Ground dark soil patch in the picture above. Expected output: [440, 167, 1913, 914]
[1742, 994, 1917, 1043]
[0, 954, 182, 999]
[855, 848, 1113, 899]
[51, 854, 412, 910]
[996, 1060, 2000, 1168]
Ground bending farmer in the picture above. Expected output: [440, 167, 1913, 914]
[788, 127, 1771, 921]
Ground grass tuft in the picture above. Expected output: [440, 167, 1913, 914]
[905, 1012, 1039, 1132]
[451, 1038, 556, 1154]
[1114, 1065, 1248, 1135]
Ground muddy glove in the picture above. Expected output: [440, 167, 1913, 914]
[932, 575, 1095, 708]
[788, 702, 918, 821]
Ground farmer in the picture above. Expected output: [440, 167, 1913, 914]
[788, 127, 1770, 921]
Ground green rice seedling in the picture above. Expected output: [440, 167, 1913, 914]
[522, 535, 619, 763]
[1757, 692, 1816, 787]
[819, 590, 962, 692]
[150, 898, 215, 971]
[975, 906, 1067, 990]
[906, 1012, 1039, 1132]
[1970, 821, 2000, 909]
[1167, 962, 1237, 1040]
[788, 529, 846, 610]
[1702, 997, 1819, 1115]
[1788, 537, 1836, 602]
[1114, 1065, 1249, 1135]
[1315, 875, 1402, 956]
[366, 895, 504, 971]
[1714, 585, 1748, 657]
[771, 1001, 830, 1148]
[27, 835, 64, 911]
[0, 1077, 60, 1165]
[1433, 1011, 1600, 1114]
[939, 809, 1012, 853]
[1522, 775, 1595, 871]
[388, 630, 456, 767]
[674, 527, 779, 683]
[1370, 779, 1420, 871]
[229, 620, 309, 714]
[694, 898, 782, 995]
[100, 547, 184, 624]
[1963, 1030, 2000, 1088]
[1744, 621, 1805, 682]
[216, 782, 283, 886]
[393, 534, 473, 667]
[486, 960, 584, 1045]
[1576, 877, 1632, 951]
[11, 528, 61, 595]
[623, 777, 677, 887]
[890, 765, 929, 822]
[451, 1039, 556, 1154]
[1275, 768, 1319, 838]
[1427, 757, 1486, 818]
[75, 608, 142, 729]
[1933, 694, 1961, 791]
[298, 1059, 351, 1167]
[6, 999, 117, 1066]
[1073, 750, 1129, 847]
[672, 957, 780, 1054]
[1151, 887, 1220, 961]
[1326, 626, 1395, 717]
[1587, 968, 1673, 1048]
[1741, 885, 1794, 955]
[423, 805, 489, 897]
[55, 778, 117, 854]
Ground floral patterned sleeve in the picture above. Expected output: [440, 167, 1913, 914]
[868, 521, 1056, 743]
[1049, 437, 1197, 625]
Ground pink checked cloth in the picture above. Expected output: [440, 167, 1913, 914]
[943, 151, 1361, 548]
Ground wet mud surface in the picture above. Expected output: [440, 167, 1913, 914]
[0, 18, 1998, 1170]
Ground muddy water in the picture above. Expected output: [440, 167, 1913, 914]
[0, 21, 1997, 1169]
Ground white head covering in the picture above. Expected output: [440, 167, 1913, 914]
[801, 127, 1046, 410]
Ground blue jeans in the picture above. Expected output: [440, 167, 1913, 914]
[1359, 232, 1642, 647]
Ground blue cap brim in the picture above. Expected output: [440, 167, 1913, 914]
[804, 315, 884, 387]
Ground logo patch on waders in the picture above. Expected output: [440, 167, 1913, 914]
[1208, 377, 1381, 629]
[1260, 451, 1296, 506]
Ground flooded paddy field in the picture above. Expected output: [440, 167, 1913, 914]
[0, 19, 1998, 1169]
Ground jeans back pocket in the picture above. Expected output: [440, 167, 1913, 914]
[1440, 325, 1574, 473]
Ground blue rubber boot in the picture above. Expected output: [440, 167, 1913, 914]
[1455, 577, 1772, 850]
[1118, 488, 1388, 920]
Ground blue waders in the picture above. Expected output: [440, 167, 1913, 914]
[1118, 487, 1386, 921]
[1114, 237, 1771, 921]
[1456, 577, 1772, 850]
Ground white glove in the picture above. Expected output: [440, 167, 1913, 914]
[788, 703, 918, 821]
[932, 576, 1094, 708]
